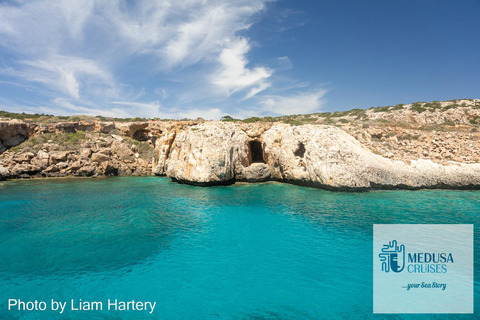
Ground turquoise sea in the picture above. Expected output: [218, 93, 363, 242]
[0, 176, 479, 319]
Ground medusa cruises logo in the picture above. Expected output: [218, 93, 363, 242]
[379, 240, 405, 273]
[373, 225, 473, 314]
[378, 239, 454, 274]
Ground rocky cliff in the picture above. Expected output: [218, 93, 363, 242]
[159, 122, 480, 190]
[1, 100, 480, 190]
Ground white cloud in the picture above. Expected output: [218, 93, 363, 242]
[0, 0, 328, 119]
[99, 0, 267, 70]
[211, 37, 272, 98]
[16, 56, 112, 99]
[0, 0, 95, 55]
[177, 108, 224, 120]
[243, 82, 271, 101]
[111, 101, 162, 118]
[53, 98, 130, 118]
[111, 101, 222, 120]
[162, 2, 265, 68]
[275, 56, 293, 70]
[258, 89, 328, 115]
[154, 88, 168, 99]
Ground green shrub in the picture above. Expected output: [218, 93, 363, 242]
[121, 155, 135, 161]
[262, 116, 277, 122]
[411, 103, 427, 113]
[124, 137, 156, 160]
[221, 115, 235, 121]
[443, 104, 460, 110]
[442, 121, 456, 126]
[424, 101, 442, 111]
[373, 106, 391, 113]
[8, 131, 87, 153]
[243, 117, 261, 123]
[347, 109, 366, 116]
[323, 117, 335, 124]
[283, 119, 303, 126]
[398, 134, 420, 140]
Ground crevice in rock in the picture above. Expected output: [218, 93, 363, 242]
[248, 140, 265, 165]
[164, 132, 176, 160]
[294, 142, 306, 158]
[133, 129, 149, 141]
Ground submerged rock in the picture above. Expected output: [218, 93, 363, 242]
[0, 166, 10, 180]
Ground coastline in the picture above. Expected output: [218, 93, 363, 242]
[2, 99, 480, 191]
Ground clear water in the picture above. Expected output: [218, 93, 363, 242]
[0, 177, 479, 319]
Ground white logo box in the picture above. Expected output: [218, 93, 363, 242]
[373, 224, 473, 314]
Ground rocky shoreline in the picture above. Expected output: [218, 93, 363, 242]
[1, 99, 480, 190]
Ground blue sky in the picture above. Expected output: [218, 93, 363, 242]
[0, 0, 479, 119]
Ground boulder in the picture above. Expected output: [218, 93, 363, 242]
[66, 161, 83, 172]
[50, 151, 69, 162]
[102, 161, 118, 175]
[11, 163, 42, 176]
[94, 121, 115, 133]
[13, 152, 35, 162]
[79, 148, 92, 158]
[240, 163, 271, 182]
[77, 165, 96, 176]
[44, 165, 59, 173]
[91, 152, 110, 163]
[0, 166, 10, 179]
[111, 140, 133, 158]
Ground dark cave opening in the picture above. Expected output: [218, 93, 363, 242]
[133, 129, 149, 141]
[294, 142, 306, 158]
[249, 140, 265, 164]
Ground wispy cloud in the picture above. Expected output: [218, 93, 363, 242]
[111, 101, 223, 120]
[211, 37, 272, 99]
[275, 56, 293, 70]
[16, 56, 112, 99]
[258, 89, 328, 115]
[53, 98, 131, 118]
[0, 0, 327, 119]
[0, 0, 95, 55]
[111, 101, 161, 118]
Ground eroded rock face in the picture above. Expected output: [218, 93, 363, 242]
[0, 120, 36, 152]
[1, 117, 480, 190]
[163, 122, 480, 189]
[165, 122, 249, 185]
[0, 166, 10, 179]
[0, 131, 153, 180]
[262, 124, 480, 189]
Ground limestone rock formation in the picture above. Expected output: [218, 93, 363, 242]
[261, 124, 480, 189]
[1, 115, 480, 190]
[162, 123, 480, 189]
[0, 120, 36, 153]
[165, 122, 249, 185]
